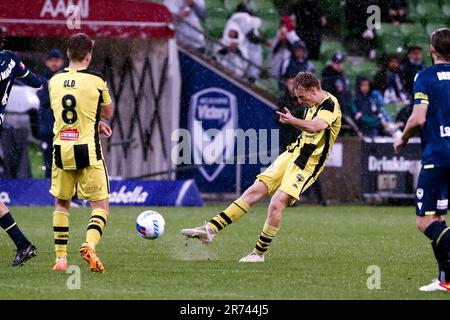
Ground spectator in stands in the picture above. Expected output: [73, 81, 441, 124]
[352, 77, 394, 137]
[281, 41, 315, 80]
[344, 0, 378, 60]
[0, 81, 39, 178]
[291, 0, 327, 60]
[37, 49, 64, 178]
[321, 52, 352, 116]
[373, 54, 409, 104]
[164, 0, 208, 51]
[400, 45, 425, 100]
[269, 16, 301, 79]
[395, 104, 412, 132]
[379, 0, 407, 25]
[277, 69, 306, 149]
[227, 3, 265, 82]
[214, 21, 249, 78]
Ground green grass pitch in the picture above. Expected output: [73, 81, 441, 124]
[0, 205, 446, 299]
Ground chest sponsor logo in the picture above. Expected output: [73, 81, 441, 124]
[440, 126, 450, 138]
[60, 129, 79, 141]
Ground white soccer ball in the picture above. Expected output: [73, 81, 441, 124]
[136, 210, 165, 240]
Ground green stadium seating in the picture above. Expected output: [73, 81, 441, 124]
[408, 2, 420, 22]
[207, 0, 226, 9]
[377, 23, 402, 38]
[255, 78, 279, 97]
[400, 23, 426, 40]
[443, 4, 450, 16]
[224, 0, 242, 14]
[382, 41, 405, 55]
[377, 24, 406, 54]
[319, 0, 344, 30]
[416, 3, 442, 23]
[207, 6, 228, 18]
[351, 61, 378, 79]
[204, 17, 228, 39]
[260, 17, 279, 39]
[320, 40, 345, 61]
[426, 23, 448, 35]
[254, 0, 278, 18]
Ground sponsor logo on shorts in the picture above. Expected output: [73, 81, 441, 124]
[416, 188, 424, 200]
[437, 199, 448, 210]
[417, 202, 423, 210]
[60, 129, 79, 141]
[0, 191, 11, 204]
[292, 183, 298, 189]
[85, 185, 101, 193]
[296, 174, 304, 182]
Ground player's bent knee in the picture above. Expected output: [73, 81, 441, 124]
[0, 201, 9, 216]
[241, 181, 268, 205]
[91, 198, 109, 212]
[416, 215, 440, 233]
[55, 198, 71, 211]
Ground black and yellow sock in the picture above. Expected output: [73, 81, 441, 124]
[53, 211, 69, 258]
[208, 198, 250, 232]
[86, 209, 109, 247]
[254, 223, 279, 255]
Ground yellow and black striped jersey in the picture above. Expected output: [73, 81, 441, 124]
[287, 91, 342, 176]
[49, 68, 112, 170]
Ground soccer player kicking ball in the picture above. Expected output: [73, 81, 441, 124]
[394, 28, 450, 292]
[49, 33, 113, 273]
[182, 72, 341, 262]
[0, 30, 40, 266]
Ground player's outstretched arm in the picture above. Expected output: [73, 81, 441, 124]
[19, 70, 42, 88]
[393, 103, 427, 154]
[276, 107, 329, 133]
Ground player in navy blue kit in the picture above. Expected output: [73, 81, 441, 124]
[394, 28, 450, 292]
[0, 30, 41, 266]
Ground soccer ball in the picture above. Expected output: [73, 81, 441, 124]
[136, 210, 165, 240]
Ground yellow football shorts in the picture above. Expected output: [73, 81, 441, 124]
[257, 149, 317, 204]
[50, 160, 110, 202]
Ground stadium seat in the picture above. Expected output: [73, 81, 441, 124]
[260, 17, 279, 39]
[224, 0, 242, 14]
[416, 3, 442, 23]
[351, 61, 378, 79]
[443, 4, 450, 25]
[377, 23, 402, 38]
[254, 0, 278, 18]
[207, 0, 226, 10]
[204, 17, 228, 39]
[208, 6, 228, 18]
[320, 40, 346, 61]
[407, 2, 420, 22]
[382, 40, 405, 55]
[426, 23, 448, 35]
[400, 23, 426, 40]
[377, 24, 405, 54]
[255, 78, 279, 97]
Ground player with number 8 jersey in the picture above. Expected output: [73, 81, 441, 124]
[49, 33, 114, 273]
